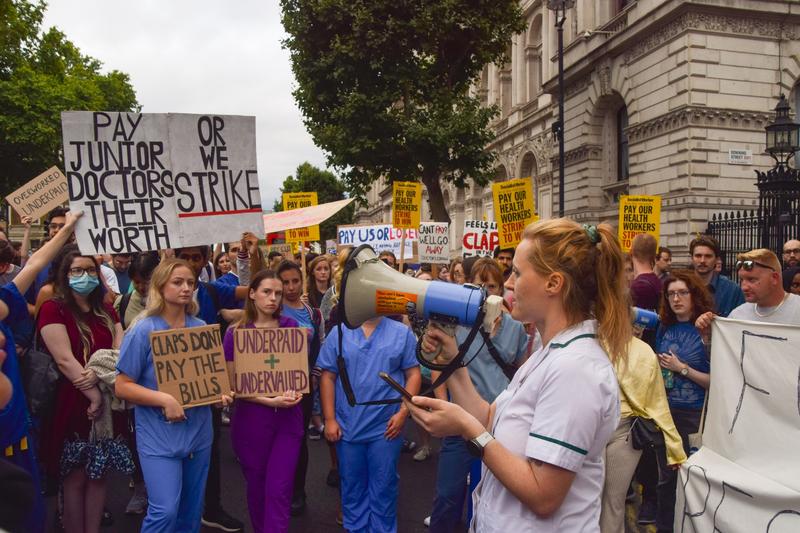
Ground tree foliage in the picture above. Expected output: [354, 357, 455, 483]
[0, 0, 139, 192]
[280, 0, 525, 223]
[273, 162, 354, 242]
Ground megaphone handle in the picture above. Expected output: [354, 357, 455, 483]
[420, 321, 457, 364]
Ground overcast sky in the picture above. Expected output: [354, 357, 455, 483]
[42, 0, 329, 210]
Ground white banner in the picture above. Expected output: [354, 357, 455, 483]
[62, 111, 264, 254]
[337, 224, 416, 260]
[677, 318, 800, 532]
[418, 222, 449, 263]
[462, 220, 498, 258]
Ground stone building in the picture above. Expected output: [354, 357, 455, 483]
[354, 0, 800, 259]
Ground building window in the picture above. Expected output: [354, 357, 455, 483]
[617, 105, 629, 182]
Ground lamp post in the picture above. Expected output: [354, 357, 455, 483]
[547, 0, 575, 217]
[756, 94, 800, 251]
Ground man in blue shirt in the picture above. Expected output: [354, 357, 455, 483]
[175, 246, 248, 533]
[109, 253, 133, 294]
[690, 236, 744, 317]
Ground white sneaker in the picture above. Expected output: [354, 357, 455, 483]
[423, 516, 430, 527]
[413, 446, 431, 462]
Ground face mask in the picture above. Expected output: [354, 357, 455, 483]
[69, 273, 100, 295]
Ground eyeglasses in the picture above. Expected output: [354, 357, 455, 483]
[69, 267, 98, 277]
[667, 289, 691, 299]
[784, 248, 800, 256]
[178, 253, 204, 262]
[735, 260, 775, 272]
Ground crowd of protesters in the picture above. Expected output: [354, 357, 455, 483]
[0, 206, 799, 533]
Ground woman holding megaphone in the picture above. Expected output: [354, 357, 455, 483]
[407, 219, 631, 532]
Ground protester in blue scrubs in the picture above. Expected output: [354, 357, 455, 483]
[116, 258, 232, 533]
[0, 210, 82, 533]
[318, 317, 421, 533]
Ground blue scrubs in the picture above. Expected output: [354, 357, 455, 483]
[0, 283, 44, 533]
[117, 315, 212, 533]
[317, 318, 418, 532]
[195, 280, 238, 325]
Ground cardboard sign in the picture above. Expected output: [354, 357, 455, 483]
[233, 327, 310, 398]
[418, 222, 449, 263]
[264, 198, 354, 234]
[391, 181, 422, 229]
[7, 166, 69, 220]
[462, 220, 499, 258]
[492, 178, 536, 248]
[62, 111, 264, 254]
[283, 192, 320, 242]
[149, 324, 231, 408]
[337, 224, 416, 260]
[676, 318, 800, 531]
[618, 195, 661, 252]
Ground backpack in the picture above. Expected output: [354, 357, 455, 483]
[118, 292, 133, 330]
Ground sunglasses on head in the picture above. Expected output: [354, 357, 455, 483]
[735, 260, 775, 272]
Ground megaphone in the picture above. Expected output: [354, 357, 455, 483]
[339, 245, 503, 360]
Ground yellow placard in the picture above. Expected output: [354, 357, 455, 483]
[283, 192, 320, 242]
[492, 177, 537, 249]
[391, 182, 422, 229]
[618, 195, 661, 252]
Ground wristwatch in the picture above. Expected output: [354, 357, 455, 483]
[680, 366, 689, 377]
[465, 431, 495, 458]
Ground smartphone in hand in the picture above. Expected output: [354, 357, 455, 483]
[379, 372, 413, 401]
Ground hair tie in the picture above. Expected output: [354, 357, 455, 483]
[583, 224, 601, 244]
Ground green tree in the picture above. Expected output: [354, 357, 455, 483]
[0, 0, 139, 192]
[273, 162, 355, 242]
[280, 0, 525, 223]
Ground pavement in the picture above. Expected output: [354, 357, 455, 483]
[45, 420, 654, 532]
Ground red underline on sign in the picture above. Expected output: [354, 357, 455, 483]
[178, 208, 262, 218]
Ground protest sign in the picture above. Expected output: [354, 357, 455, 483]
[7, 166, 69, 220]
[149, 324, 231, 408]
[392, 181, 422, 229]
[676, 318, 800, 532]
[264, 198, 353, 234]
[492, 178, 536, 248]
[260, 243, 292, 258]
[232, 327, 310, 397]
[418, 222, 449, 263]
[462, 220, 499, 258]
[337, 224, 416, 260]
[618, 195, 661, 252]
[283, 192, 320, 242]
[62, 111, 264, 255]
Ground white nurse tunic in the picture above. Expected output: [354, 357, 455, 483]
[470, 320, 620, 533]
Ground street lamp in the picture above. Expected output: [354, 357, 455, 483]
[756, 93, 800, 251]
[765, 94, 800, 166]
[547, 0, 575, 217]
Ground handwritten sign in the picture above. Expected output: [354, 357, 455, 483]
[677, 318, 800, 531]
[462, 220, 499, 258]
[233, 327, 310, 397]
[618, 195, 660, 252]
[418, 222, 449, 263]
[337, 223, 416, 260]
[283, 192, 320, 242]
[149, 325, 231, 408]
[492, 178, 536, 248]
[7, 166, 69, 220]
[62, 111, 264, 254]
[392, 181, 422, 229]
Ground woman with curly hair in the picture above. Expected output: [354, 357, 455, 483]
[653, 269, 712, 531]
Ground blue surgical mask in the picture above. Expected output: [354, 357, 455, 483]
[69, 273, 100, 295]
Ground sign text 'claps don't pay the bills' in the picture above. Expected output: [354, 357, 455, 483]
[233, 327, 310, 397]
[149, 324, 231, 408]
[62, 111, 264, 255]
[492, 178, 536, 248]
